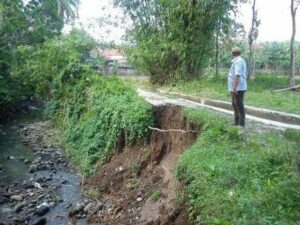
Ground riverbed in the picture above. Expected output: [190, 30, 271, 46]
[0, 112, 89, 225]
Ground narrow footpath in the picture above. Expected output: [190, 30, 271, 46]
[137, 88, 300, 131]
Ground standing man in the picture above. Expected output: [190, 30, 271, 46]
[228, 47, 247, 127]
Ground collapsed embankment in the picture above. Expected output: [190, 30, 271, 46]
[2, 83, 299, 225]
[80, 100, 299, 225]
[6, 70, 296, 225]
[36, 70, 201, 224]
[85, 105, 199, 225]
[0, 104, 200, 225]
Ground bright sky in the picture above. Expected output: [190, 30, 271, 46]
[72, 0, 126, 43]
[238, 0, 300, 42]
[76, 0, 300, 43]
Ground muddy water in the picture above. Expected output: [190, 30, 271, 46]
[0, 111, 88, 225]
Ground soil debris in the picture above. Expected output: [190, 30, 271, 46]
[85, 106, 199, 225]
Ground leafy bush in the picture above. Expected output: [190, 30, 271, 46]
[0, 0, 80, 119]
[46, 66, 153, 174]
[177, 108, 300, 225]
[12, 29, 97, 100]
[44, 100, 60, 120]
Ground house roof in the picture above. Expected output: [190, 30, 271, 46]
[101, 49, 124, 58]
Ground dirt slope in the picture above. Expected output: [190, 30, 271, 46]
[85, 105, 199, 225]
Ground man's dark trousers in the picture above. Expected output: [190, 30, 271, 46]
[231, 91, 246, 127]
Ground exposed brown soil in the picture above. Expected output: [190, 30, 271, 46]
[85, 105, 199, 225]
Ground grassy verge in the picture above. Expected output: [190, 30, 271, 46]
[129, 73, 300, 114]
[45, 66, 153, 175]
[176, 108, 300, 225]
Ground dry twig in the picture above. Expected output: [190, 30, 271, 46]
[149, 126, 199, 134]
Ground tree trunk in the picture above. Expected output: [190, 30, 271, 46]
[248, 0, 257, 80]
[290, 0, 297, 87]
[215, 18, 221, 79]
[248, 47, 253, 80]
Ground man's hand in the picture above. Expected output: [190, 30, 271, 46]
[232, 88, 238, 95]
[232, 76, 240, 95]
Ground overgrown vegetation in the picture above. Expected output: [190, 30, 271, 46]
[54, 74, 153, 174]
[0, 0, 79, 119]
[1, 0, 154, 176]
[1, 1, 299, 223]
[22, 32, 154, 175]
[2, 28, 153, 175]
[177, 108, 300, 225]
[12, 29, 97, 101]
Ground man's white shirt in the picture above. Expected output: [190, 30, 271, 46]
[228, 56, 247, 91]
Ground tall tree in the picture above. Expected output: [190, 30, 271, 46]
[290, 0, 300, 87]
[0, 0, 27, 79]
[260, 42, 289, 73]
[215, 17, 221, 79]
[115, 0, 246, 83]
[247, 0, 260, 80]
[25, 0, 79, 43]
[214, 17, 245, 79]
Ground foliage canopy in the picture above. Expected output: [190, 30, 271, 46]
[115, 0, 246, 83]
[0, 0, 79, 119]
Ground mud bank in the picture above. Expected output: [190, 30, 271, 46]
[85, 105, 199, 225]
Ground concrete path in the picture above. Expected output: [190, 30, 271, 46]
[157, 90, 300, 125]
[138, 88, 300, 131]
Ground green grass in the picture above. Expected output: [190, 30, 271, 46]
[132, 73, 300, 114]
[176, 108, 300, 225]
[149, 190, 162, 201]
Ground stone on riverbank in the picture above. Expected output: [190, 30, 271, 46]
[29, 164, 38, 173]
[69, 203, 85, 217]
[35, 203, 50, 216]
[10, 195, 23, 201]
[14, 201, 27, 212]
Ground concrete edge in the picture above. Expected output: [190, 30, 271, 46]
[158, 90, 300, 125]
[137, 89, 300, 131]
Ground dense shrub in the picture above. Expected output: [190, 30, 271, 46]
[12, 29, 97, 100]
[177, 108, 300, 225]
[0, 0, 79, 119]
[45, 68, 153, 174]
[13, 28, 154, 175]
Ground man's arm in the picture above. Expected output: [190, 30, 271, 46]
[232, 61, 242, 94]
[232, 75, 240, 94]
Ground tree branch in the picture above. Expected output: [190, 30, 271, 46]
[149, 126, 199, 134]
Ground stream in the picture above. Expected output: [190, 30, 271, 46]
[0, 111, 89, 225]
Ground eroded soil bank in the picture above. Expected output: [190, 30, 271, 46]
[0, 105, 199, 225]
[85, 105, 199, 225]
